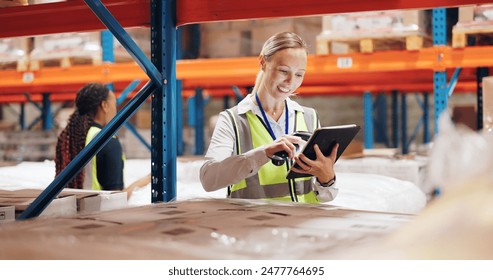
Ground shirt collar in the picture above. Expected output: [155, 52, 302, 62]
[237, 94, 305, 115]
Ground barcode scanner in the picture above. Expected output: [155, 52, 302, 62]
[270, 131, 312, 166]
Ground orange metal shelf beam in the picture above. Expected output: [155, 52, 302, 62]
[0, 0, 150, 38]
[1, 47, 492, 98]
[177, 0, 493, 25]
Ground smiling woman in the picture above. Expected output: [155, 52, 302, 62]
[199, 32, 339, 204]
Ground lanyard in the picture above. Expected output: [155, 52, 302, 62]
[255, 93, 289, 140]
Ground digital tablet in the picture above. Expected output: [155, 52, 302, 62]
[286, 124, 360, 179]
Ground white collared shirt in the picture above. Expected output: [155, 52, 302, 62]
[199, 94, 338, 202]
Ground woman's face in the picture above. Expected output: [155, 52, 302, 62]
[261, 47, 307, 101]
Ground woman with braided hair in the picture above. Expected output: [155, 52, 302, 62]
[55, 83, 124, 191]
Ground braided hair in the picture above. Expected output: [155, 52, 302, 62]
[55, 83, 110, 189]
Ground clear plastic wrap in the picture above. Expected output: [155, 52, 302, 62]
[425, 111, 493, 194]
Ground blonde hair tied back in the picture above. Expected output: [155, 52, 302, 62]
[251, 32, 308, 95]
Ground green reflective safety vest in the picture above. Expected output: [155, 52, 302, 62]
[83, 126, 125, 191]
[226, 106, 320, 203]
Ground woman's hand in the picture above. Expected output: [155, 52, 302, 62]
[291, 143, 339, 183]
[264, 135, 302, 160]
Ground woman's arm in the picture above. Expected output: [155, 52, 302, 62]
[200, 112, 269, 192]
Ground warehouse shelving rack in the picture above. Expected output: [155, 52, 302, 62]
[1, 0, 493, 219]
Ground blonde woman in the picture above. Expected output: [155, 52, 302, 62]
[200, 32, 338, 203]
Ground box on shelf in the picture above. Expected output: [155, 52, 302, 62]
[0, 206, 15, 223]
[250, 17, 321, 55]
[199, 16, 322, 58]
[60, 189, 127, 214]
[29, 32, 102, 70]
[0, 189, 77, 218]
[0, 198, 414, 259]
[317, 10, 431, 54]
[453, 5, 493, 47]
[200, 27, 251, 58]
[452, 105, 477, 130]
[0, 37, 30, 71]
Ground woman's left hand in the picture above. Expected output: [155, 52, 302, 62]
[291, 143, 338, 183]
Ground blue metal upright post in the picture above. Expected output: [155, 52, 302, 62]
[401, 94, 408, 154]
[41, 93, 53, 131]
[374, 93, 389, 147]
[477, 67, 489, 130]
[432, 8, 447, 198]
[101, 30, 115, 92]
[363, 91, 373, 149]
[391, 90, 398, 148]
[150, 0, 177, 202]
[423, 92, 430, 143]
[223, 95, 230, 110]
[433, 8, 448, 134]
[176, 27, 184, 156]
[19, 103, 25, 130]
[194, 88, 204, 155]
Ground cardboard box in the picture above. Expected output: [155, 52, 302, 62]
[0, 198, 415, 259]
[200, 29, 251, 58]
[452, 105, 477, 130]
[0, 206, 15, 223]
[60, 189, 128, 213]
[0, 189, 77, 218]
[458, 6, 475, 23]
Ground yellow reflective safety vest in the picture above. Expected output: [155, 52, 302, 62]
[226, 106, 320, 203]
[83, 126, 125, 190]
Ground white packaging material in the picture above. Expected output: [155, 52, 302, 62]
[0, 38, 29, 63]
[335, 157, 426, 191]
[30, 32, 101, 60]
[329, 173, 426, 214]
[426, 111, 493, 194]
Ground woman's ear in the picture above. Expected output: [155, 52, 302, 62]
[100, 100, 109, 113]
[259, 55, 266, 71]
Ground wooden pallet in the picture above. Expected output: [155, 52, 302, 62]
[452, 24, 493, 48]
[316, 34, 429, 55]
[0, 58, 28, 71]
[29, 56, 102, 71]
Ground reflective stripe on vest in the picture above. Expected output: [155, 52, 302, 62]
[84, 126, 103, 190]
[83, 126, 125, 191]
[226, 106, 319, 203]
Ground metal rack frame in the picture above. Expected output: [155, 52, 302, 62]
[0, 0, 492, 219]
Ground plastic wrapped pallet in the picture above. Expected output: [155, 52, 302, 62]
[317, 10, 430, 54]
[30, 32, 102, 69]
[0, 37, 29, 71]
[453, 5, 493, 47]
